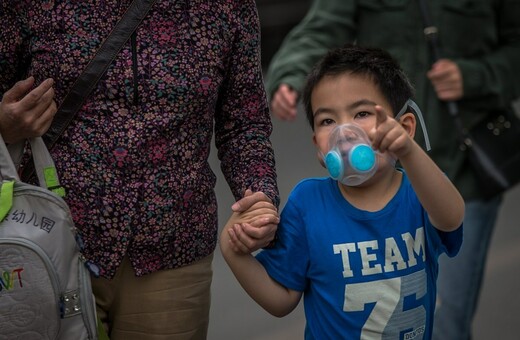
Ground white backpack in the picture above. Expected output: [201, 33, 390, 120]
[0, 135, 98, 339]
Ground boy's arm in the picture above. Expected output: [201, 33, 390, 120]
[220, 218, 302, 317]
[372, 106, 465, 232]
[399, 140, 464, 231]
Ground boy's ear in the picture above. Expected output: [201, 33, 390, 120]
[398, 112, 416, 138]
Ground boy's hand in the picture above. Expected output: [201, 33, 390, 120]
[227, 219, 278, 254]
[369, 105, 414, 159]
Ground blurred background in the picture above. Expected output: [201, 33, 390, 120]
[207, 1, 520, 338]
[254, 0, 311, 71]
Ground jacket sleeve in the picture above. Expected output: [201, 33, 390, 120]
[0, 3, 30, 96]
[264, 0, 357, 98]
[214, 0, 279, 207]
[456, 0, 520, 109]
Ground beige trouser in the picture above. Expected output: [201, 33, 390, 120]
[91, 254, 214, 340]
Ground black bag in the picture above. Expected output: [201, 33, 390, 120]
[463, 107, 520, 198]
[417, 0, 520, 199]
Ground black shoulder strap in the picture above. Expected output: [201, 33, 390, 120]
[417, 0, 461, 122]
[43, 0, 158, 150]
[20, 0, 157, 181]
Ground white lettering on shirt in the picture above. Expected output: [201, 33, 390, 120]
[333, 227, 426, 278]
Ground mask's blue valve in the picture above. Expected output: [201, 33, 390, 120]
[324, 124, 377, 186]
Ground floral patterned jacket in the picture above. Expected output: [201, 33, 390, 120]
[0, 0, 279, 278]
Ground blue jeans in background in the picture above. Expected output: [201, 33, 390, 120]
[433, 196, 502, 340]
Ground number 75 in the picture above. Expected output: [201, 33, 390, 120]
[344, 270, 427, 339]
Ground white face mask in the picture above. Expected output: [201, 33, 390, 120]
[323, 99, 430, 186]
[324, 124, 378, 186]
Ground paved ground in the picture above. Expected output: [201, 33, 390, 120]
[207, 110, 520, 339]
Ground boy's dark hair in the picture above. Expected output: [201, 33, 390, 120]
[302, 44, 415, 129]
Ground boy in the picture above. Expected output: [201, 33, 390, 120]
[220, 45, 464, 339]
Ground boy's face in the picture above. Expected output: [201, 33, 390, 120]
[311, 72, 394, 160]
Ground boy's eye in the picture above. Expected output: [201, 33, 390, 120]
[319, 118, 335, 126]
[355, 111, 371, 119]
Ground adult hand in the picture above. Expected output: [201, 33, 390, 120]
[231, 189, 273, 213]
[0, 77, 57, 143]
[270, 84, 298, 121]
[426, 59, 464, 101]
[230, 189, 278, 253]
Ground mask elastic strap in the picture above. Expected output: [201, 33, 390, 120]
[396, 99, 431, 151]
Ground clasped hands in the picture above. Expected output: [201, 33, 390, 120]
[225, 189, 280, 254]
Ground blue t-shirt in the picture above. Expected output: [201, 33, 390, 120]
[256, 173, 462, 340]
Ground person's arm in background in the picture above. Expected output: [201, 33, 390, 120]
[215, 0, 279, 252]
[428, 1, 520, 114]
[265, 0, 357, 121]
[0, 3, 57, 143]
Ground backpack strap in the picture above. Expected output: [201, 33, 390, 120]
[1, 133, 63, 221]
[0, 133, 19, 182]
[2, 134, 64, 194]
